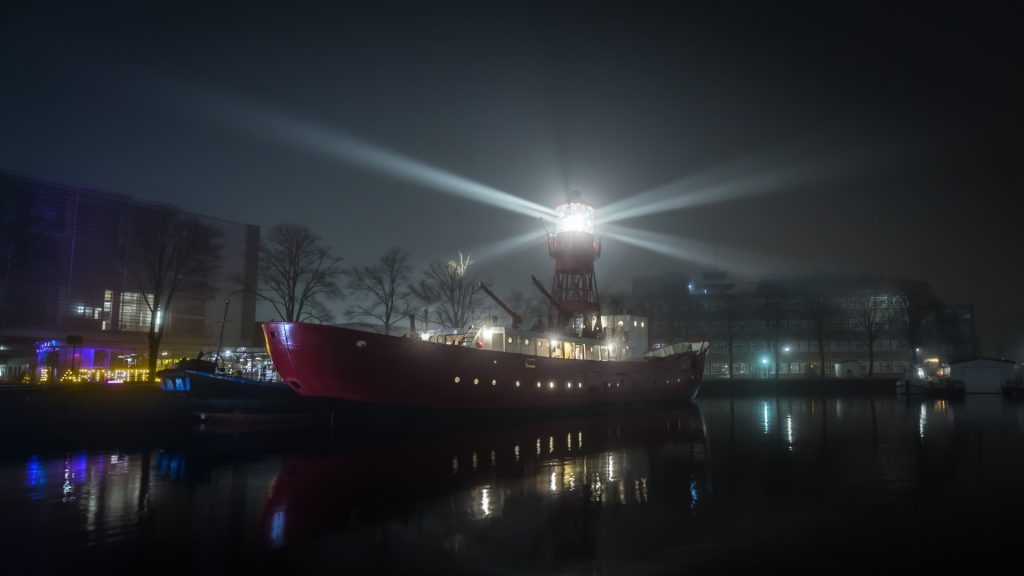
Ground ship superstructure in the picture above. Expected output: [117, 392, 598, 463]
[262, 193, 708, 408]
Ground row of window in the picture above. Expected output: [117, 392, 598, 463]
[675, 317, 910, 332]
[706, 360, 913, 374]
[685, 294, 906, 312]
[710, 339, 911, 354]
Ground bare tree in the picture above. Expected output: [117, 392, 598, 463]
[126, 206, 221, 376]
[893, 277, 940, 363]
[412, 252, 481, 331]
[854, 287, 886, 377]
[716, 293, 741, 378]
[343, 247, 412, 335]
[758, 285, 788, 378]
[640, 286, 693, 344]
[803, 291, 834, 377]
[506, 289, 547, 329]
[258, 224, 344, 323]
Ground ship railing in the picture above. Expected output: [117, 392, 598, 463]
[469, 325, 621, 362]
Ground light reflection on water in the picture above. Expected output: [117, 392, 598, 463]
[2, 396, 1024, 573]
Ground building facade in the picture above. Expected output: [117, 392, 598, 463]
[629, 271, 977, 378]
[0, 171, 259, 383]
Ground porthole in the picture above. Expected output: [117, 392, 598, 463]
[549, 381, 555, 389]
[356, 340, 367, 348]
[536, 381, 541, 388]
[491, 379, 496, 386]
[455, 376, 461, 383]
[524, 338, 530, 345]
[507, 337, 513, 344]
[473, 378, 479, 385]
[515, 381, 521, 387]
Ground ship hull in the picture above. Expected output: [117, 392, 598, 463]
[262, 322, 706, 409]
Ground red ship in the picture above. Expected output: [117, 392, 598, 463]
[263, 194, 708, 409]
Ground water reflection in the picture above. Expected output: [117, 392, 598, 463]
[256, 403, 709, 558]
[2, 396, 1024, 573]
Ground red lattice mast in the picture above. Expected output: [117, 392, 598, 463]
[547, 192, 602, 336]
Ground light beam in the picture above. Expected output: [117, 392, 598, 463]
[598, 168, 803, 225]
[418, 228, 547, 267]
[216, 98, 557, 220]
[603, 224, 796, 277]
[598, 144, 844, 226]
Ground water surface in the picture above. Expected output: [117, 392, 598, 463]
[2, 396, 1022, 574]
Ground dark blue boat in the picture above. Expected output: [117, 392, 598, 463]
[156, 358, 309, 417]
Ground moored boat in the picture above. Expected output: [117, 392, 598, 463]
[156, 357, 305, 418]
[263, 321, 707, 408]
[262, 193, 708, 409]
[156, 358, 296, 399]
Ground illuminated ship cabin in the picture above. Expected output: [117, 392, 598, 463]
[420, 313, 661, 362]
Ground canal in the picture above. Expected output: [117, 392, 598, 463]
[1, 395, 1021, 574]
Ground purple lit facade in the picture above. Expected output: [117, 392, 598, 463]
[0, 171, 259, 382]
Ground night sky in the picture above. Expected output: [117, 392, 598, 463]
[2, 2, 1020, 356]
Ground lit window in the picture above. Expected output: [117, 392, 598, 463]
[454, 376, 461, 383]
[549, 381, 555, 389]
[641, 321, 645, 328]
[491, 379, 496, 386]
[524, 339, 530, 345]
[566, 382, 572, 389]
[515, 381, 520, 387]
[118, 291, 155, 331]
[473, 378, 479, 385]
[634, 320, 637, 327]
[536, 381, 541, 388]
[507, 337, 513, 343]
